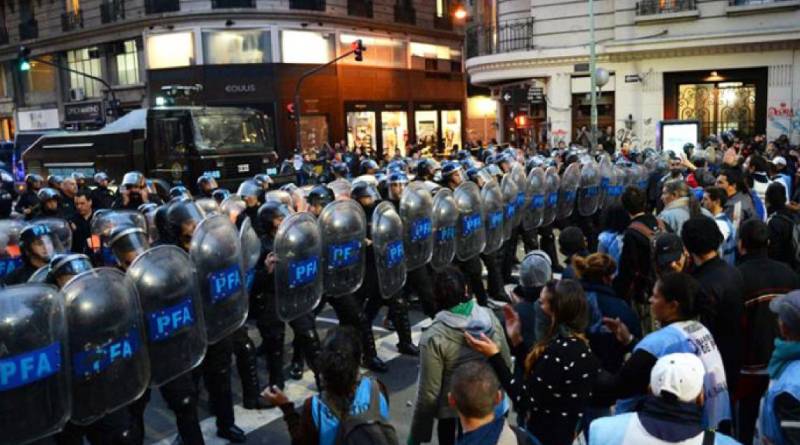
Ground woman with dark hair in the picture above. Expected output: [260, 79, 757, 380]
[408, 266, 511, 445]
[465, 279, 600, 445]
[596, 272, 731, 430]
[261, 326, 393, 445]
[597, 202, 630, 267]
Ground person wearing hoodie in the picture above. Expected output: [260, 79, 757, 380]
[589, 353, 740, 445]
[658, 179, 712, 235]
[409, 266, 511, 445]
[717, 168, 757, 227]
[465, 279, 601, 445]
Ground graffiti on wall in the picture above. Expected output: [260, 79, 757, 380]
[768, 102, 800, 138]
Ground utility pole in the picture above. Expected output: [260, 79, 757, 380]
[589, 0, 598, 150]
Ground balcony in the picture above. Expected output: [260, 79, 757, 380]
[0, 27, 8, 46]
[727, 0, 800, 14]
[101, 0, 125, 23]
[394, 2, 415, 25]
[19, 19, 38, 41]
[289, 0, 325, 10]
[465, 18, 534, 58]
[62, 10, 84, 31]
[146, 0, 180, 14]
[348, 0, 373, 18]
[636, 0, 697, 14]
[212, 0, 255, 7]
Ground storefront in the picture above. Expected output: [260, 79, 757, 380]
[413, 102, 463, 155]
[345, 102, 409, 158]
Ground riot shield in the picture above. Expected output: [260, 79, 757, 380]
[557, 163, 581, 221]
[605, 164, 626, 206]
[372, 201, 407, 298]
[90, 211, 148, 266]
[62, 268, 150, 425]
[633, 163, 648, 190]
[274, 212, 324, 320]
[196, 198, 221, 217]
[598, 155, 614, 209]
[542, 167, 560, 227]
[0, 219, 24, 280]
[511, 163, 528, 228]
[190, 214, 248, 343]
[430, 189, 458, 271]
[319, 200, 366, 298]
[240, 217, 261, 294]
[0, 284, 70, 444]
[32, 217, 72, 254]
[328, 178, 352, 200]
[523, 167, 546, 230]
[27, 266, 49, 283]
[481, 181, 504, 254]
[454, 182, 486, 261]
[400, 183, 434, 271]
[220, 195, 247, 225]
[500, 174, 519, 241]
[127, 246, 206, 387]
[578, 159, 602, 217]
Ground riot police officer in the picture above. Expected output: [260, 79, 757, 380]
[196, 175, 218, 199]
[90, 172, 115, 210]
[36, 188, 64, 219]
[236, 179, 263, 234]
[167, 199, 246, 443]
[113, 172, 159, 210]
[169, 186, 192, 201]
[3, 223, 60, 285]
[306, 185, 334, 218]
[17, 173, 44, 219]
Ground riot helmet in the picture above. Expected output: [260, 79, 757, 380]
[237, 179, 262, 207]
[108, 226, 150, 269]
[25, 173, 44, 191]
[331, 161, 349, 178]
[37, 187, 61, 214]
[360, 159, 379, 174]
[93, 172, 110, 187]
[416, 158, 440, 181]
[71, 172, 87, 189]
[253, 173, 272, 190]
[167, 199, 204, 249]
[48, 253, 92, 289]
[197, 174, 219, 194]
[387, 171, 408, 202]
[121, 171, 145, 188]
[519, 250, 552, 289]
[47, 175, 63, 190]
[212, 188, 231, 204]
[441, 161, 463, 188]
[169, 185, 192, 200]
[307, 185, 335, 217]
[20, 224, 61, 266]
[257, 201, 293, 236]
[387, 159, 407, 174]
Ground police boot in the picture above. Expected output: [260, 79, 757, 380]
[298, 329, 322, 389]
[216, 425, 246, 443]
[361, 324, 388, 373]
[235, 338, 270, 410]
[266, 349, 285, 391]
[289, 338, 304, 380]
[393, 300, 419, 356]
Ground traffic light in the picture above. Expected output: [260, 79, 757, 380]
[286, 103, 295, 121]
[17, 46, 31, 72]
[351, 39, 365, 62]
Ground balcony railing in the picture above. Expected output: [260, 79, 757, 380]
[348, 0, 373, 18]
[636, 0, 696, 15]
[289, 0, 325, 10]
[146, 0, 180, 14]
[728, 0, 793, 4]
[19, 19, 38, 41]
[0, 27, 8, 45]
[62, 9, 84, 31]
[394, 2, 415, 24]
[465, 18, 534, 58]
[212, 0, 255, 7]
[101, 0, 125, 23]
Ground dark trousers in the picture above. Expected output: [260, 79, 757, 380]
[195, 337, 235, 430]
[481, 251, 506, 302]
[437, 417, 458, 445]
[455, 256, 488, 305]
[55, 408, 134, 445]
[405, 266, 436, 317]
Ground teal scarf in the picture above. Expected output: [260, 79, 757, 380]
[768, 338, 800, 379]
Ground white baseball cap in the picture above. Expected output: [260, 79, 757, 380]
[650, 353, 705, 403]
[772, 156, 787, 167]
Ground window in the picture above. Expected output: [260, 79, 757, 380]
[281, 30, 333, 64]
[19, 0, 37, 40]
[290, 0, 325, 10]
[348, 0, 373, 17]
[146, 32, 194, 69]
[436, 0, 446, 17]
[339, 34, 406, 68]
[21, 55, 57, 101]
[435, 0, 452, 29]
[0, 64, 10, 97]
[115, 40, 140, 85]
[202, 30, 271, 64]
[65, 0, 79, 12]
[66, 48, 103, 98]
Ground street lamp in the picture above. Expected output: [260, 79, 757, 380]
[453, 5, 467, 20]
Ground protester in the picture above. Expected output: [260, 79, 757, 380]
[558, 226, 588, 279]
[703, 186, 737, 265]
[590, 353, 740, 445]
[465, 279, 600, 445]
[614, 186, 664, 303]
[69, 190, 94, 255]
[513, 250, 554, 352]
[409, 266, 512, 445]
[597, 202, 629, 267]
[658, 179, 711, 234]
[653, 233, 689, 276]
[765, 182, 800, 270]
[450, 361, 540, 445]
[717, 168, 757, 226]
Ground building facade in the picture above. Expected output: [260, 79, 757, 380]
[465, 0, 800, 149]
[0, 0, 467, 158]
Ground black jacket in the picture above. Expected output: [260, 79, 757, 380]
[3, 260, 39, 285]
[767, 207, 799, 270]
[15, 190, 39, 219]
[613, 213, 660, 303]
[691, 256, 745, 389]
[70, 212, 94, 255]
[89, 186, 115, 210]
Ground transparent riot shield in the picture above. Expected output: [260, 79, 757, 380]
[90, 211, 148, 266]
[454, 182, 486, 261]
[274, 212, 323, 321]
[328, 178, 352, 200]
[372, 201, 407, 298]
[0, 219, 24, 280]
[557, 162, 581, 221]
[400, 183, 434, 271]
[500, 174, 519, 241]
[511, 163, 528, 228]
[430, 189, 458, 271]
[481, 181, 504, 254]
[578, 159, 602, 217]
[240, 217, 261, 294]
[523, 167, 546, 230]
[319, 200, 366, 298]
[542, 167, 560, 227]
[32, 217, 73, 254]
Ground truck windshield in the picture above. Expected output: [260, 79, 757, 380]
[193, 111, 272, 153]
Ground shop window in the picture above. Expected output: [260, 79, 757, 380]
[300, 115, 329, 151]
[441, 109, 462, 152]
[347, 111, 376, 151]
[381, 111, 408, 158]
[115, 40, 140, 85]
[146, 32, 194, 69]
[339, 34, 406, 68]
[281, 30, 333, 64]
[415, 110, 438, 150]
[203, 30, 271, 65]
[67, 47, 103, 98]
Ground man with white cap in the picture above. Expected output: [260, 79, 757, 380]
[771, 156, 792, 201]
[756, 290, 800, 445]
[590, 353, 740, 444]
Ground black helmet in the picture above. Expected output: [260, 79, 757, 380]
[351, 182, 381, 202]
[37, 187, 61, 202]
[169, 185, 192, 200]
[20, 223, 61, 261]
[212, 188, 231, 204]
[307, 185, 335, 208]
[25, 173, 44, 190]
[166, 199, 203, 241]
[332, 161, 349, 177]
[257, 201, 292, 231]
[47, 175, 63, 189]
[108, 226, 150, 266]
[93, 172, 110, 184]
[196, 174, 218, 189]
[47, 253, 92, 286]
[154, 204, 173, 242]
